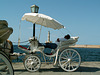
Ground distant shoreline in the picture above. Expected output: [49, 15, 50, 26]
[70, 45, 100, 48]
[13, 44, 100, 48]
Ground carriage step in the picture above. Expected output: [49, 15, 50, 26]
[10, 55, 18, 60]
[10, 53, 26, 56]
[10, 53, 26, 60]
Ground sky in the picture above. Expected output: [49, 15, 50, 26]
[0, 0, 100, 45]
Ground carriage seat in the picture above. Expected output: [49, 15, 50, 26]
[39, 43, 57, 49]
[29, 37, 57, 50]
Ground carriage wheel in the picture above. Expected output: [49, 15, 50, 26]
[24, 55, 41, 72]
[0, 51, 14, 75]
[59, 49, 81, 72]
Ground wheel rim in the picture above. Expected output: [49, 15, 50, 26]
[0, 52, 14, 75]
[25, 55, 41, 72]
[59, 49, 81, 72]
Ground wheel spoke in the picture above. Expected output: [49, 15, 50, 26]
[61, 60, 67, 63]
[62, 60, 69, 67]
[31, 66, 33, 70]
[62, 53, 68, 58]
[72, 58, 79, 61]
[68, 50, 72, 57]
[68, 62, 71, 70]
[72, 53, 78, 59]
[71, 51, 75, 57]
[27, 63, 32, 69]
[66, 50, 69, 57]
[61, 57, 68, 60]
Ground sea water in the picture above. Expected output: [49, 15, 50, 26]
[13, 45, 100, 62]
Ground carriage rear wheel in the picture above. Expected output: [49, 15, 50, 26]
[59, 49, 81, 72]
[24, 55, 41, 72]
[0, 51, 14, 75]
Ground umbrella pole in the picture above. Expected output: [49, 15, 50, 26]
[33, 23, 35, 37]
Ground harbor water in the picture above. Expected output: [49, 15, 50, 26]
[13, 45, 100, 62]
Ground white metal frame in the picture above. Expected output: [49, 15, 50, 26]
[27, 38, 78, 65]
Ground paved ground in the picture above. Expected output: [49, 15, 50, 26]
[13, 62, 100, 75]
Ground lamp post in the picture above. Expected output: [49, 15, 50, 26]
[30, 5, 39, 37]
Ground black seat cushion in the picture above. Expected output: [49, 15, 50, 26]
[39, 43, 57, 49]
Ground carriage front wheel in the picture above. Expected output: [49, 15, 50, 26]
[59, 49, 81, 72]
[24, 55, 41, 72]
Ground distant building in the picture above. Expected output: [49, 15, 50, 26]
[45, 31, 52, 43]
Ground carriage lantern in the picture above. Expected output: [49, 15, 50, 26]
[30, 5, 39, 13]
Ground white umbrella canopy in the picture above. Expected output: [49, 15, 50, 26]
[21, 13, 64, 30]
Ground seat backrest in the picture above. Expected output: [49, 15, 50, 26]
[59, 37, 79, 46]
[30, 39, 39, 51]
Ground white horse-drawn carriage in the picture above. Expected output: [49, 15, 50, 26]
[18, 13, 81, 72]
